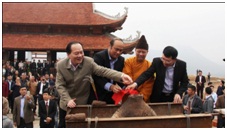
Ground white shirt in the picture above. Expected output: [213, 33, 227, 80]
[69, 60, 79, 71]
[199, 76, 202, 82]
[45, 100, 50, 106]
[20, 96, 25, 118]
[39, 82, 44, 94]
[211, 92, 218, 108]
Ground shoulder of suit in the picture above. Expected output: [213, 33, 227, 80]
[15, 96, 20, 100]
[83, 56, 94, 62]
[152, 57, 161, 63]
[93, 50, 108, 60]
[118, 55, 125, 61]
[95, 49, 107, 56]
[153, 57, 160, 61]
[194, 95, 202, 100]
[57, 57, 69, 66]
[176, 59, 186, 64]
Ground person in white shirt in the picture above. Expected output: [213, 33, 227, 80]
[209, 84, 217, 108]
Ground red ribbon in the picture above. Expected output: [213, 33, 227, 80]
[112, 89, 139, 105]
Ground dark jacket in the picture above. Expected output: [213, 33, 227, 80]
[182, 94, 203, 114]
[135, 57, 188, 102]
[93, 49, 124, 104]
[36, 82, 48, 95]
[13, 96, 35, 126]
[195, 75, 206, 87]
[39, 99, 57, 128]
[216, 85, 225, 96]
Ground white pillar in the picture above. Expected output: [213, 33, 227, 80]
[26, 51, 32, 61]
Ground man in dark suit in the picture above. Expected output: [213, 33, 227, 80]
[13, 85, 35, 128]
[36, 77, 49, 102]
[39, 89, 57, 128]
[6, 73, 15, 111]
[195, 70, 206, 99]
[37, 60, 43, 76]
[126, 46, 189, 103]
[30, 59, 37, 76]
[93, 38, 125, 104]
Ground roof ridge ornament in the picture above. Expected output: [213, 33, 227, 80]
[123, 31, 141, 43]
[104, 32, 140, 54]
[94, 7, 128, 20]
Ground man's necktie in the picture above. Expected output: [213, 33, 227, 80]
[45, 102, 49, 115]
[188, 100, 191, 114]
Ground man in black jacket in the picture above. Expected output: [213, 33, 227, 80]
[92, 38, 125, 104]
[195, 70, 206, 99]
[182, 85, 202, 114]
[39, 89, 57, 128]
[126, 46, 188, 103]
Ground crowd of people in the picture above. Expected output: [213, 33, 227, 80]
[2, 36, 225, 128]
[2, 59, 59, 128]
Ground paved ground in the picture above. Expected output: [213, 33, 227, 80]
[7, 105, 47, 128]
[7, 113, 40, 128]
[7, 103, 60, 128]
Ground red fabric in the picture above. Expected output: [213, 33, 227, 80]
[2, 81, 9, 98]
[112, 89, 139, 105]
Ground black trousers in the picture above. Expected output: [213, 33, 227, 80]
[58, 107, 66, 128]
[18, 117, 33, 128]
[197, 86, 204, 99]
[217, 115, 225, 128]
[33, 95, 38, 113]
[160, 92, 174, 102]
[40, 122, 54, 128]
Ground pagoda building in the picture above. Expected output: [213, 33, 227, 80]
[3, 3, 140, 63]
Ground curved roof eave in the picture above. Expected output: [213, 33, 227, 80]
[3, 3, 127, 27]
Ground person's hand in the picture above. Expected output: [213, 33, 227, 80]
[121, 73, 133, 85]
[14, 122, 17, 127]
[173, 94, 182, 103]
[67, 98, 76, 108]
[26, 95, 31, 101]
[110, 84, 122, 93]
[50, 96, 55, 100]
[125, 82, 137, 90]
[183, 105, 188, 111]
[46, 117, 52, 123]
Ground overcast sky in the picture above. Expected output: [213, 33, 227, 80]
[92, 2, 225, 77]
[94, 2, 225, 63]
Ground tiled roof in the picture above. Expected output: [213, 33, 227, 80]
[3, 3, 126, 26]
[3, 33, 139, 54]
[3, 33, 112, 50]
